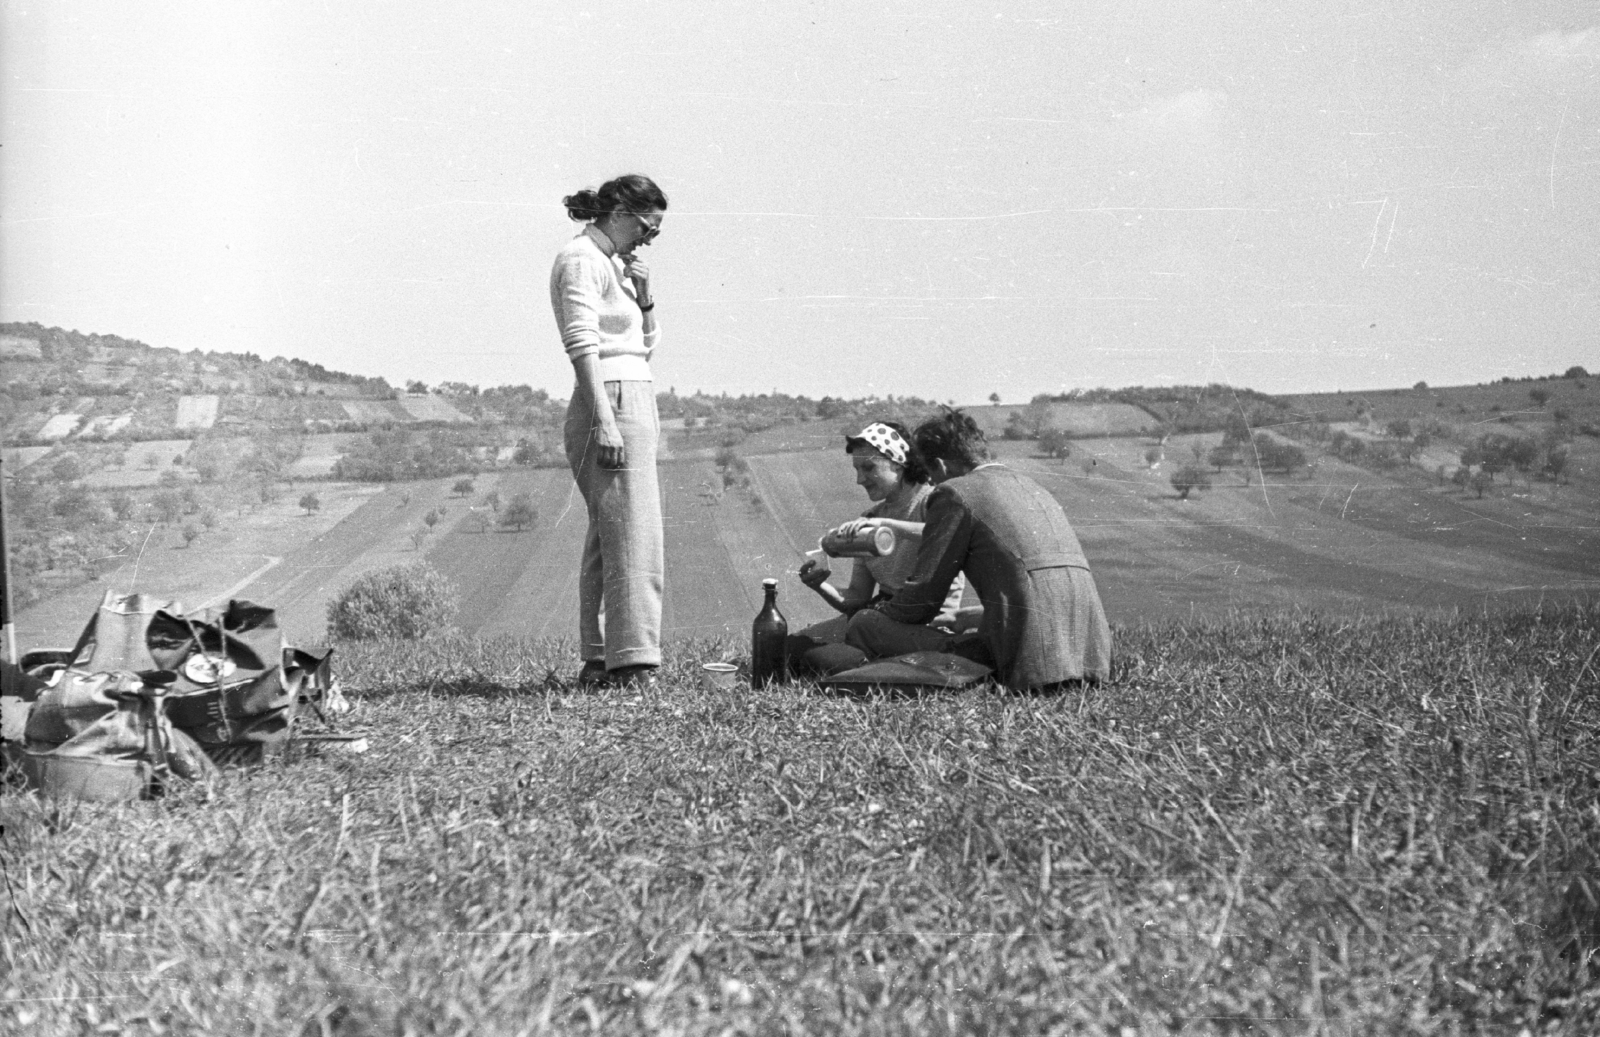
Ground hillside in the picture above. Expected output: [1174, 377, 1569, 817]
[4, 322, 1595, 628]
[14, 393, 1596, 651]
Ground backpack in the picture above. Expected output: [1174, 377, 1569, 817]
[5, 591, 335, 800]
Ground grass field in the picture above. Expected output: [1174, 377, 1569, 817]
[4, 603, 1597, 1034]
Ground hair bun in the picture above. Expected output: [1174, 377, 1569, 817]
[562, 189, 603, 222]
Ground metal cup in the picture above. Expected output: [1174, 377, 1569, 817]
[700, 662, 740, 690]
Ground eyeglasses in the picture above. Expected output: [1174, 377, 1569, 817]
[626, 211, 661, 245]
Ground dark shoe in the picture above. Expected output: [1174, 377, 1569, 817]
[575, 660, 608, 688]
[607, 664, 659, 689]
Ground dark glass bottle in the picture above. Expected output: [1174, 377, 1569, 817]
[750, 578, 788, 688]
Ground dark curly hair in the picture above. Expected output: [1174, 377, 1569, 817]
[562, 174, 668, 222]
[845, 419, 932, 485]
[911, 408, 990, 470]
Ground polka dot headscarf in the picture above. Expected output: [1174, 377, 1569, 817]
[845, 422, 910, 465]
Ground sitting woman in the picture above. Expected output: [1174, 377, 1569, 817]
[789, 421, 970, 674]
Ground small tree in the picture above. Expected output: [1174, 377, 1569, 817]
[988, 392, 1001, 406]
[325, 562, 460, 641]
[1143, 447, 1163, 469]
[1038, 427, 1071, 460]
[502, 492, 537, 532]
[51, 454, 84, 483]
[452, 477, 475, 497]
[299, 491, 321, 516]
[52, 484, 96, 523]
[151, 490, 183, 525]
[1529, 388, 1550, 409]
[483, 490, 500, 514]
[1221, 412, 1253, 448]
[200, 508, 219, 531]
[1171, 465, 1212, 501]
[1207, 445, 1236, 473]
[1544, 444, 1569, 485]
[181, 524, 201, 548]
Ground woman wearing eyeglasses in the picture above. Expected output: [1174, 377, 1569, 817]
[551, 174, 668, 688]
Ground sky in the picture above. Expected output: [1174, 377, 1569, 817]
[3, 1, 1596, 402]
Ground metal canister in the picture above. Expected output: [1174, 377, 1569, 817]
[821, 525, 896, 558]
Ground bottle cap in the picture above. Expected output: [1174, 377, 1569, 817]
[762, 578, 777, 588]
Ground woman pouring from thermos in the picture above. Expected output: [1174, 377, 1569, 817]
[550, 174, 668, 688]
[788, 421, 972, 674]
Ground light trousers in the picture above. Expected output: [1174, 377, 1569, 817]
[564, 380, 663, 669]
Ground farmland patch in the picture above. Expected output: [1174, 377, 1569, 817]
[0, 332, 42, 359]
[79, 413, 132, 438]
[341, 400, 411, 423]
[417, 469, 587, 641]
[2, 446, 54, 471]
[237, 479, 479, 643]
[395, 395, 471, 423]
[659, 460, 765, 638]
[285, 433, 358, 479]
[35, 413, 83, 440]
[174, 395, 219, 429]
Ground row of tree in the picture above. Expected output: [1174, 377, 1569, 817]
[1458, 431, 1570, 487]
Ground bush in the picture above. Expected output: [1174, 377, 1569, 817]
[1038, 427, 1072, 459]
[1171, 465, 1211, 500]
[501, 492, 537, 532]
[326, 563, 460, 641]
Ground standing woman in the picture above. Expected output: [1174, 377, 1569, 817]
[550, 175, 668, 687]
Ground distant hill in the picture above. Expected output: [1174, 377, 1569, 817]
[0, 322, 405, 445]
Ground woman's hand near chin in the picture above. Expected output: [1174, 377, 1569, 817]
[622, 254, 652, 305]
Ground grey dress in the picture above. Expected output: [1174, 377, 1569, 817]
[873, 464, 1112, 688]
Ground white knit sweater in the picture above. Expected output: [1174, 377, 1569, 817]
[548, 224, 659, 381]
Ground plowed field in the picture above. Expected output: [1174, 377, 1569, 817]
[16, 433, 1597, 652]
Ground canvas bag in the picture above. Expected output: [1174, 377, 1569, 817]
[145, 598, 320, 763]
[20, 591, 333, 776]
[20, 670, 218, 800]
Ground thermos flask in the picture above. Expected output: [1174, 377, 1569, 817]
[820, 525, 896, 558]
[750, 578, 788, 688]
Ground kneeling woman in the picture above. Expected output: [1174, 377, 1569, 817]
[789, 421, 968, 672]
